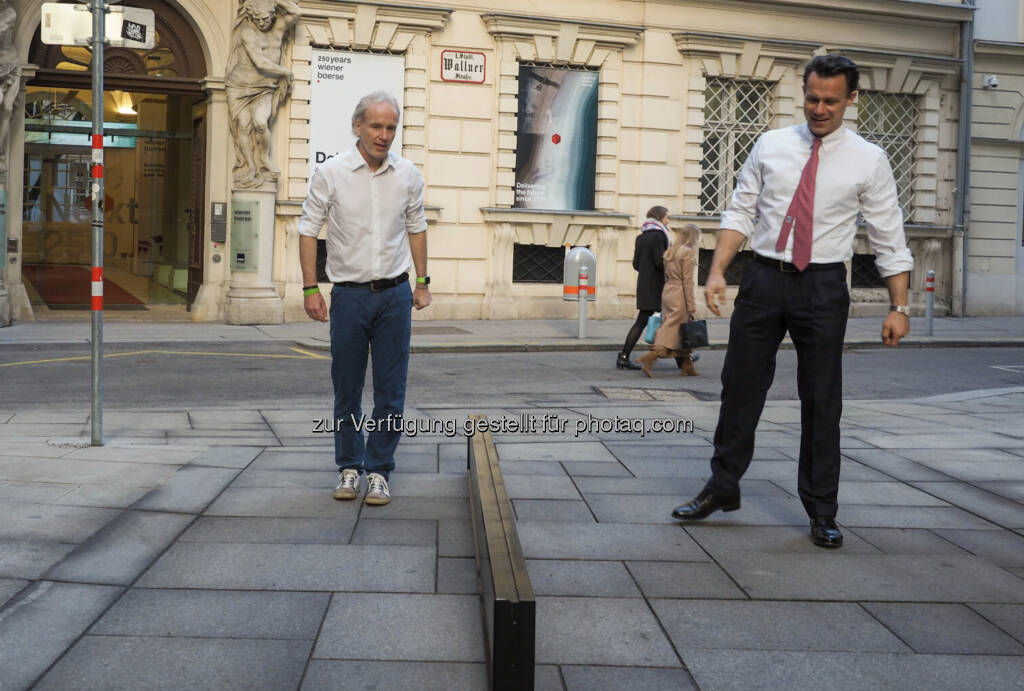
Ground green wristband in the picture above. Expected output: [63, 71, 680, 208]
[303, 286, 320, 296]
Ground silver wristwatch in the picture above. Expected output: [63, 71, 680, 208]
[889, 305, 910, 316]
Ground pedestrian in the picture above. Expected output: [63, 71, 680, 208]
[617, 206, 672, 370]
[298, 90, 431, 507]
[670, 55, 913, 549]
[637, 223, 701, 377]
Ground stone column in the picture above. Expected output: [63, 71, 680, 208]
[224, 181, 285, 324]
[483, 222, 518, 319]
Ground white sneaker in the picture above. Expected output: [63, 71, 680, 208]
[333, 469, 361, 500]
[364, 473, 391, 506]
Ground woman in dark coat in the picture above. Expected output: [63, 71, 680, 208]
[617, 206, 671, 370]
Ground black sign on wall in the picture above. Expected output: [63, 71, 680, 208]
[121, 20, 147, 44]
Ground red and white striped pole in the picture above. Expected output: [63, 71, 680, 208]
[577, 265, 588, 339]
[90, 0, 105, 445]
[925, 269, 935, 336]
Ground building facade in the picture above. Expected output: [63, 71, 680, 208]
[0, 0, 1003, 324]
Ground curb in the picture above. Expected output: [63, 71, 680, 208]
[295, 338, 1024, 355]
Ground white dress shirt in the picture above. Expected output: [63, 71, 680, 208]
[721, 124, 914, 277]
[298, 145, 427, 283]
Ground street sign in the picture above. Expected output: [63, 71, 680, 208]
[41, 3, 154, 49]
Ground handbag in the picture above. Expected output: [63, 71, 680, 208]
[680, 319, 709, 349]
[643, 312, 662, 344]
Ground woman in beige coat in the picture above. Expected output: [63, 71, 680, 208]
[638, 223, 701, 377]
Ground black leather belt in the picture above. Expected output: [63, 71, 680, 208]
[334, 272, 408, 291]
[753, 254, 844, 273]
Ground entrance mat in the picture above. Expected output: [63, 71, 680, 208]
[22, 265, 148, 310]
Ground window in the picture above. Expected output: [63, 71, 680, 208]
[851, 254, 885, 288]
[700, 78, 775, 215]
[856, 91, 919, 221]
[512, 244, 565, 283]
[698, 249, 753, 286]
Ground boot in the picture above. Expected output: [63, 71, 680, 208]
[637, 351, 657, 378]
[616, 352, 641, 370]
[680, 356, 699, 377]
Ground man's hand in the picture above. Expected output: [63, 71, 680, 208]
[705, 272, 727, 316]
[881, 311, 909, 346]
[413, 287, 432, 310]
[304, 292, 328, 322]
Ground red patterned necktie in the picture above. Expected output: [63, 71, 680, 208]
[776, 136, 822, 270]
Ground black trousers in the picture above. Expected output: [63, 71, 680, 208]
[705, 260, 850, 518]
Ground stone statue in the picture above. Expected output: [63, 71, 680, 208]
[0, 0, 20, 183]
[225, 0, 300, 189]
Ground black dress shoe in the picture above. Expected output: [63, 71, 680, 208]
[616, 352, 642, 370]
[810, 517, 843, 548]
[671, 490, 740, 520]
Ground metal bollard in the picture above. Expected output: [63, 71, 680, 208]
[925, 270, 935, 336]
[577, 266, 588, 339]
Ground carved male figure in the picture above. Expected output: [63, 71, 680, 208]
[225, 0, 300, 189]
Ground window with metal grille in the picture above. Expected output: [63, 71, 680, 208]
[698, 249, 753, 286]
[513, 244, 564, 283]
[700, 78, 776, 215]
[856, 91, 919, 221]
[851, 254, 885, 288]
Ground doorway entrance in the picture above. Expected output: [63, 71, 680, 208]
[25, 0, 207, 315]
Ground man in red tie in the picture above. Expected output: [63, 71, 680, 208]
[671, 55, 913, 548]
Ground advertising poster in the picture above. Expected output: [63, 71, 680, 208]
[309, 50, 405, 179]
[514, 66, 598, 211]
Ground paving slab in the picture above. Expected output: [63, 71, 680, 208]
[0, 457, 179, 487]
[0, 539, 76, 580]
[180, 516, 355, 544]
[652, 599, 908, 652]
[535, 596, 679, 666]
[713, 553, 1024, 602]
[847, 528, 971, 556]
[189, 446, 263, 468]
[314, 593, 483, 661]
[350, 518, 437, 546]
[204, 487, 361, 518]
[862, 603, 1024, 654]
[836, 504, 998, 530]
[44, 510, 194, 585]
[931, 528, 1024, 566]
[33, 636, 312, 691]
[91, 588, 330, 639]
[133, 466, 239, 513]
[683, 524, 879, 555]
[981, 480, 1024, 503]
[911, 482, 1024, 528]
[534, 664, 566, 691]
[437, 557, 478, 594]
[561, 460, 633, 476]
[0, 501, 119, 542]
[0, 578, 27, 608]
[517, 521, 708, 561]
[0, 443, 72, 459]
[498, 460, 570, 476]
[969, 604, 1024, 644]
[0, 481, 71, 503]
[66, 445, 200, 464]
[301, 660, 487, 691]
[679, 649, 1024, 691]
[561, 665, 697, 691]
[137, 543, 435, 592]
[51, 485, 152, 509]
[836, 481, 950, 506]
[495, 441, 618, 462]
[840, 449, 953, 481]
[604, 442, 727, 462]
[438, 519, 474, 558]
[0, 581, 123, 691]
[626, 561, 749, 599]
[914, 459, 1024, 482]
[231, 468, 347, 489]
[514, 499, 595, 522]
[855, 431, 1024, 449]
[525, 559, 640, 597]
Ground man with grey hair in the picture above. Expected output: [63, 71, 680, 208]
[298, 90, 430, 506]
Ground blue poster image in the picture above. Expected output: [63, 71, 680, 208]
[514, 66, 598, 211]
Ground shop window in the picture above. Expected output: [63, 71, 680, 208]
[698, 249, 753, 286]
[513, 243, 564, 283]
[700, 78, 776, 215]
[514, 64, 598, 211]
[856, 91, 919, 221]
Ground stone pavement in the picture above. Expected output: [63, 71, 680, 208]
[2, 316, 1024, 689]
[2, 384, 1024, 689]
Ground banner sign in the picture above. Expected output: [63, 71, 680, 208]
[309, 50, 405, 179]
[514, 66, 598, 211]
[441, 50, 486, 83]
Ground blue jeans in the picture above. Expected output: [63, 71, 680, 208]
[329, 281, 412, 480]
